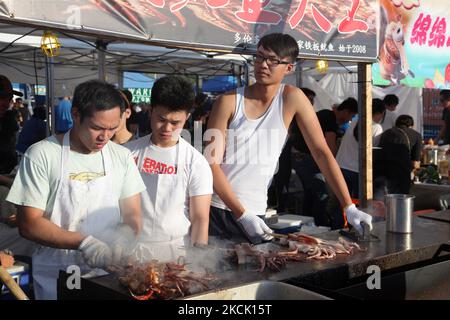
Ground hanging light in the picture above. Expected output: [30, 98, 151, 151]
[316, 59, 328, 73]
[40, 31, 61, 57]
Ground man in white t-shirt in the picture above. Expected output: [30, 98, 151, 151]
[336, 98, 386, 198]
[6, 80, 146, 299]
[380, 94, 399, 131]
[125, 76, 213, 262]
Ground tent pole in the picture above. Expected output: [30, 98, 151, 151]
[117, 69, 124, 89]
[244, 62, 249, 86]
[96, 40, 107, 81]
[357, 62, 373, 208]
[45, 56, 55, 136]
[237, 65, 243, 87]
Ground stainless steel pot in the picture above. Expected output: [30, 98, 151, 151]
[385, 194, 415, 234]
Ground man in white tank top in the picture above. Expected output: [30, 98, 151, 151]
[205, 33, 373, 244]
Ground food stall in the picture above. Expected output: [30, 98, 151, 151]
[57, 215, 450, 300]
[2, 0, 450, 301]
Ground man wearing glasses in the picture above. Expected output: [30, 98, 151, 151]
[205, 33, 372, 244]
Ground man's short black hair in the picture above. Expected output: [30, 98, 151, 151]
[383, 94, 399, 106]
[300, 87, 316, 98]
[440, 90, 450, 101]
[396, 115, 414, 128]
[151, 76, 195, 113]
[257, 33, 299, 63]
[337, 97, 358, 113]
[373, 98, 386, 115]
[72, 80, 124, 122]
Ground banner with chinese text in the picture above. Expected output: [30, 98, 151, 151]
[372, 0, 450, 89]
[0, 0, 378, 61]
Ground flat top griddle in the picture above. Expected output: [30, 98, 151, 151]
[58, 215, 450, 299]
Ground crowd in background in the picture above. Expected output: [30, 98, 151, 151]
[2, 73, 449, 233]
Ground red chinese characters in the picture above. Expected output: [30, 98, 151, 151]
[288, 0, 308, 29]
[151, 0, 230, 12]
[235, 0, 281, 24]
[428, 17, 447, 48]
[289, 0, 368, 33]
[311, 4, 332, 33]
[410, 13, 432, 46]
[337, 0, 369, 33]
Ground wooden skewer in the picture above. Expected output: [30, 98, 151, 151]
[0, 266, 29, 300]
[265, 232, 288, 239]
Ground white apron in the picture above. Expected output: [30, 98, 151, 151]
[32, 131, 121, 300]
[132, 137, 190, 262]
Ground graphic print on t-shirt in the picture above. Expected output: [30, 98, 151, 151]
[135, 156, 178, 175]
[69, 172, 105, 182]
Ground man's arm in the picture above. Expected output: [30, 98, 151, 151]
[287, 88, 352, 208]
[119, 193, 142, 235]
[189, 194, 211, 245]
[204, 93, 246, 219]
[17, 206, 85, 249]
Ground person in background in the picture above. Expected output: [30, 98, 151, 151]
[6, 80, 146, 299]
[0, 110, 20, 174]
[206, 33, 372, 245]
[336, 98, 386, 198]
[438, 90, 450, 145]
[55, 96, 73, 134]
[378, 115, 422, 194]
[125, 76, 212, 262]
[14, 97, 30, 127]
[300, 87, 316, 106]
[380, 94, 399, 131]
[0, 75, 33, 258]
[16, 106, 47, 154]
[292, 97, 358, 156]
[292, 97, 358, 228]
[112, 90, 134, 145]
[128, 98, 151, 138]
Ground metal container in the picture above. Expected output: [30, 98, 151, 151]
[385, 194, 415, 234]
[429, 149, 438, 165]
[183, 280, 330, 300]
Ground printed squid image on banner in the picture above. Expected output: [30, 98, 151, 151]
[0, 0, 379, 61]
[373, 0, 450, 89]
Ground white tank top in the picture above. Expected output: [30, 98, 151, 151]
[211, 85, 288, 216]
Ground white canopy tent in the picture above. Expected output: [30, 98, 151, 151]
[0, 24, 248, 98]
[284, 66, 423, 134]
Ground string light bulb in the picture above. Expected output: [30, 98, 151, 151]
[40, 31, 61, 57]
[316, 59, 328, 73]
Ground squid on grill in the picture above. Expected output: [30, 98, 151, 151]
[111, 257, 218, 300]
[275, 233, 364, 260]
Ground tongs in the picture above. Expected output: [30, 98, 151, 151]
[339, 222, 380, 242]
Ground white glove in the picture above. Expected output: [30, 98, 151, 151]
[111, 225, 137, 265]
[345, 204, 373, 235]
[79, 235, 113, 269]
[238, 212, 274, 241]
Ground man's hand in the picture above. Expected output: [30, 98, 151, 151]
[238, 212, 273, 241]
[79, 236, 112, 269]
[345, 204, 373, 235]
[111, 225, 136, 265]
